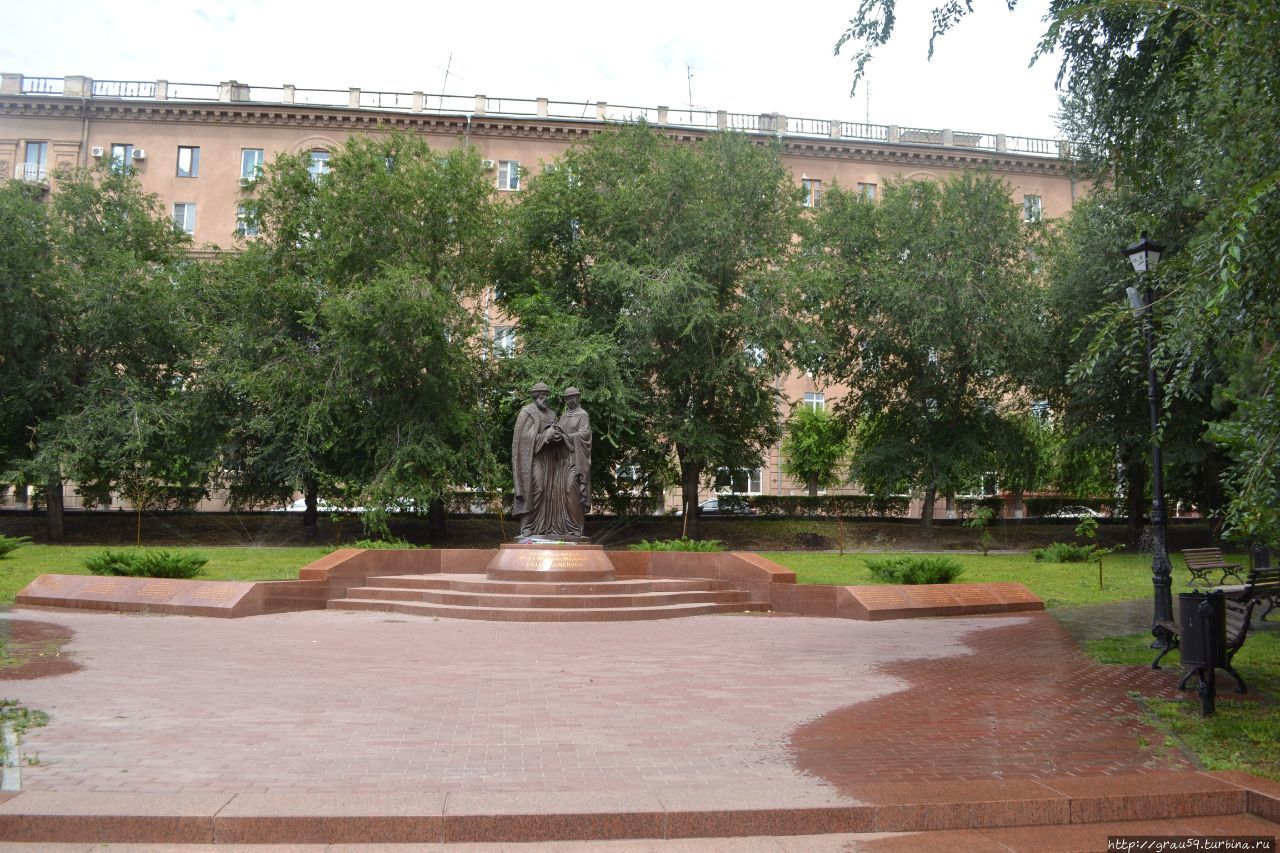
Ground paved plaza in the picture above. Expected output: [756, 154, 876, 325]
[1, 608, 1188, 796]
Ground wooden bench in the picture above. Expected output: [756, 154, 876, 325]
[1220, 566, 1279, 621]
[1153, 594, 1256, 693]
[1180, 548, 1246, 587]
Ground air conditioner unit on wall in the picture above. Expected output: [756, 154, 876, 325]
[90, 146, 104, 157]
[482, 159, 495, 169]
[132, 149, 147, 160]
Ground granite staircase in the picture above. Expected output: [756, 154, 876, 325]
[328, 573, 766, 621]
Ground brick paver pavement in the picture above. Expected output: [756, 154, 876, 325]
[1, 609, 1187, 795]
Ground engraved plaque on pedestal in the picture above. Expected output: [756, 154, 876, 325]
[486, 543, 616, 582]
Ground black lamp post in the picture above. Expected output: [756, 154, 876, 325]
[1123, 232, 1175, 656]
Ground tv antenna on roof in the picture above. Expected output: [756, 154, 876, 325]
[439, 52, 453, 109]
[686, 64, 695, 112]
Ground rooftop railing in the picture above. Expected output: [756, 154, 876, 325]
[1, 73, 1078, 159]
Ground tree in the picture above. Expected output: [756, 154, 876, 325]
[809, 174, 1040, 529]
[4, 163, 210, 540]
[0, 181, 51, 504]
[835, 0, 1280, 542]
[781, 404, 850, 498]
[210, 132, 500, 536]
[501, 124, 805, 538]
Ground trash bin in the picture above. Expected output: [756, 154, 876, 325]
[1179, 591, 1226, 670]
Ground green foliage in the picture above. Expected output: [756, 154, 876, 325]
[628, 538, 726, 552]
[83, 549, 207, 578]
[345, 538, 420, 550]
[864, 554, 964, 585]
[780, 405, 850, 498]
[807, 174, 1040, 528]
[210, 133, 501, 532]
[964, 507, 995, 556]
[745, 494, 910, 518]
[503, 123, 804, 536]
[1031, 542, 1094, 563]
[0, 534, 31, 559]
[1, 164, 213, 536]
[833, 0, 1280, 541]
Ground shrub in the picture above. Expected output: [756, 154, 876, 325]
[347, 537, 420, 550]
[628, 538, 726, 552]
[1031, 542, 1094, 563]
[865, 555, 965, 585]
[83, 549, 139, 576]
[83, 549, 207, 578]
[0, 534, 32, 559]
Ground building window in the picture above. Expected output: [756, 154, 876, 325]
[717, 466, 763, 495]
[173, 202, 196, 235]
[236, 203, 259, 237]
[491, 325, 516, 357]
[1023, 194, 1042, 222]
[497, 160, 520, 191]
[803, 391, 825, 411]
[21, 141, 47, 182]
[801, 178, 822, 208]
[241, 148, 264, 181]
[308, 150, 330, 181]
[858, 182, 877, 200]
[176, 145, 200, 178]
[110, 143, 134, 172]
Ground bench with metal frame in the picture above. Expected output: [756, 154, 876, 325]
[1154, 592, 1258, 693]
[1219, 566, 1279, 622]
[1180, 547, 1246, 587]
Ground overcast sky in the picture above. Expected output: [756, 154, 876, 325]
[4, 0, 1067, 139]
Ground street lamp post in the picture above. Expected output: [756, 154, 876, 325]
[1123, 232, 1175, 657]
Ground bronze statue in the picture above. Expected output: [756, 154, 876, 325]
[510, 382, 592, 539]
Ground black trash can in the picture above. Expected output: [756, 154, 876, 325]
[1179, 591, 1226, 670]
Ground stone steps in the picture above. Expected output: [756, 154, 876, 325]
[330, 598, 766, 621]
[327, 567, 763, 621]
[0, 772, 1274, 845]
[362, 573, 732, 594]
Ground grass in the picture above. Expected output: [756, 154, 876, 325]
[0, 545, 332, 606]
[762, 551, 1213, 609]
[1084, 631, 1280, 782]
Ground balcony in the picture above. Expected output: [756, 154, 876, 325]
[15, 162, 48, 184]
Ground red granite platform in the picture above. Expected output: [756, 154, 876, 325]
[16, 548, 1043, 622]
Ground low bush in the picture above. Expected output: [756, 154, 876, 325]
[346, 537, 420, 550]
[1031, 542, 1094, 563]
[628, 538, 726, 552]
[747, 494, 911, 518]
[0, 535, 31, 560]
[865, 555, 965, 585]
[83, 549, 207, 579]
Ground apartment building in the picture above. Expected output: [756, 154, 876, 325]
[1, 73, 1085, 514]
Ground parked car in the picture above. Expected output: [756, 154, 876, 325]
[1045, 505, 1107, 519]
[675, 497, 757, 516]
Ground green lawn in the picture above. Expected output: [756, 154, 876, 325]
[0, 545, 332, 606]
[1084, 631, 1280, 781]
[762, 551, 1212, 609]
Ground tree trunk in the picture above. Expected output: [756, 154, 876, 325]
[302, 479, 319, 540]
[46, 475, 64, 542]
[428, 498, 447, 539]
[1126, 460, 1147, 548]
[680, 456, 701, 540]
[920, 484, 937, 530]
[808, 474, 819, 499]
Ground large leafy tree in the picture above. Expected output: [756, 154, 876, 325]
[836, 0, 1280, 541]
[2, 164, 210, 540]
[210, 132, 500, 535]
[501, 124, 804, 538]
[809, 174, 1040, 528]
[0, 181, 51, 498]
[781, 404, 850, 498]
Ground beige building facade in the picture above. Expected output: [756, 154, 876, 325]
[1, 74, 1085, 516]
